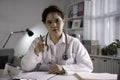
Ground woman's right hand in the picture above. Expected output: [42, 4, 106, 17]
[34, 40, 45, 56]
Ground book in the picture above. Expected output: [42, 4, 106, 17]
[77, 2, 84, 16]
[68, 21, 73, 28]
[73, 4, 78, 18]
[74, 72, 117, 80]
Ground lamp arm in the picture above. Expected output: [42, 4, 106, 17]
[13, 31, 26, 33]
[2, 33, 12, 48]
[2, 29, 33, 48]
[2, 31, 25, 48]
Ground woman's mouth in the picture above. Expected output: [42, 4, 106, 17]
[52, 29, 57, 31]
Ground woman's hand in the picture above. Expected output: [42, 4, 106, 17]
[34, 40, 45, 56]
[48, 64, 65, 74]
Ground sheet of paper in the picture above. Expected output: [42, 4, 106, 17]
[74, 72, 117, 80]
[62, 65, 89, 75]
[50, 75, 79, 80]
[13, 72, 56, 80]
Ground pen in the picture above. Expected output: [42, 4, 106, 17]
[40, 35, 44, 41]
[39, 35, 45, 62]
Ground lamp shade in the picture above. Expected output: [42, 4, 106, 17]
[26, 28, 34, 36]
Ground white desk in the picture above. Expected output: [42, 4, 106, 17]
[0, 70, 117, 80]
[0, 70, 79, 80]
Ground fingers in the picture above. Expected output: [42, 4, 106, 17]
[48, 64, 65, 74]
[38, 40, 45, 46]
[49, 64, 60, 74]
[34, 37, 45, 56]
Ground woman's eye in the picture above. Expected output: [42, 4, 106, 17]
[55, 19, 59, 23]
[47, 20, 52, 25]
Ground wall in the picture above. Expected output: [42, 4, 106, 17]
[0, 0, 70, 57]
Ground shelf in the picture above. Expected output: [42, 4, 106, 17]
[65, 0, 85, 39]
[67, 16, 83, 20]
[66, 28, 83, 31]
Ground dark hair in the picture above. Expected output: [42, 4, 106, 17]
[42, 5, 64, 23]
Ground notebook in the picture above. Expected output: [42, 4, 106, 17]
[13, 72, 56, 80]
[74, 72, 117, 80]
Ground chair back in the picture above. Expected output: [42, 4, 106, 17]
[0, 48, 14, 69]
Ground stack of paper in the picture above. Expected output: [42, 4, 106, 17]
[13, 72, 56, 80]
[74, 72, 117, 80]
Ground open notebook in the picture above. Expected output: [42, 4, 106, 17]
[13, 72, 56, 80]
[74, 72, 117, 80]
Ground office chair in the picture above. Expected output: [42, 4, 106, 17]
[0, 48, 14, 69]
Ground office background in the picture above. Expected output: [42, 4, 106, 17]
[0, 0, 70, 57]
[0, 0, 120, 74]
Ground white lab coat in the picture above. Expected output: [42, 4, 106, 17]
[21, 33, 93, 73]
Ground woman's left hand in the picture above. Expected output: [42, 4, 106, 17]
[48, 64, 65, 74]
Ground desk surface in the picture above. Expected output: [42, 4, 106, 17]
[0, 69, 117, 80]
[0, 70, 79, 80]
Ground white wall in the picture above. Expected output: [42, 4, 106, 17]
[0, 0, 70, 57]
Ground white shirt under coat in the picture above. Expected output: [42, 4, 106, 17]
[21, 33, 93, 73]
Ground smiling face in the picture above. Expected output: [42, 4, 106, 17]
[45, 12, 65, 37]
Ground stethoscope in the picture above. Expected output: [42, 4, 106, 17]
[44, 32, 68, 61]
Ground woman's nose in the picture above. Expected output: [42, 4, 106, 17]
[52, 22, 57, 27]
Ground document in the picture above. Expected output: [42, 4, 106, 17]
[74, 72, 117, 80]
[13, 72, 56, 80]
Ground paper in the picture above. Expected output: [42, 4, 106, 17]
[74, 72, 117, 80]
[62, 65, 89, 75]
[50, 75, 78, 80]
[13, 72, 56, 80]
[62, 65, 77, 75]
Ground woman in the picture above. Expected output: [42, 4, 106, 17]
[21, 5, 93, 74]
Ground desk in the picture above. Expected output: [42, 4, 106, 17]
[0, 70, 78, 80]
[0, 70, 117, 80]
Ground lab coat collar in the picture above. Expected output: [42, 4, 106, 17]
[47, 33, 66, 45]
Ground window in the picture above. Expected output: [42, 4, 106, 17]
[84, 0, 120, 53]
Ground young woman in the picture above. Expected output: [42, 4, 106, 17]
[21, 5, 93, 74]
